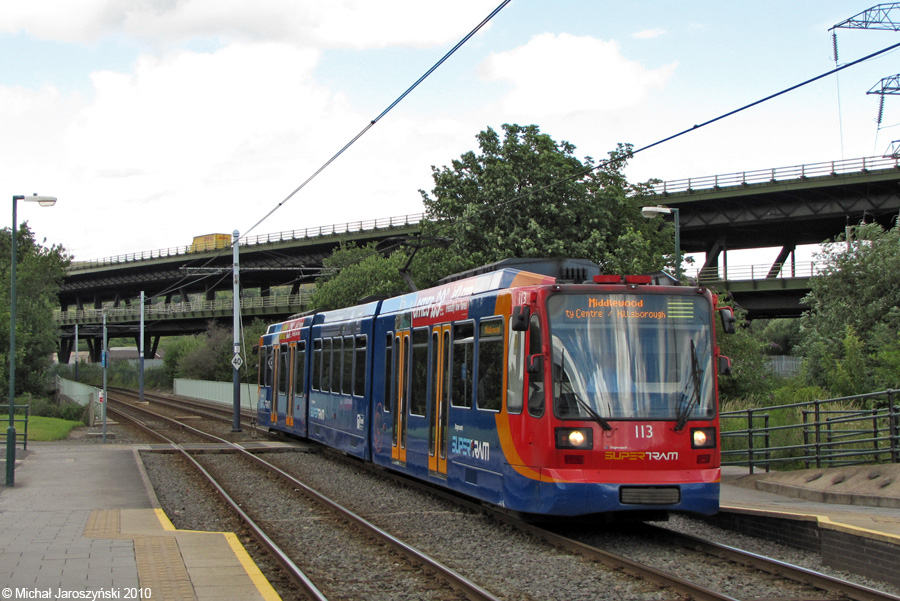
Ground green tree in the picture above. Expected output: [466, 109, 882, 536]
[419, 123, 671, 275]
[310, 242, 412, 311]
[797, 222, 900, 394]
[162, 335, 204, 381]
[177, 322, 234, 382]
[0, 224, 69, 395]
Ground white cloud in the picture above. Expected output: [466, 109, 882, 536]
[479, 33, 677, 115]
[632, 28, 666, 40]
[0, 0, 501, 48]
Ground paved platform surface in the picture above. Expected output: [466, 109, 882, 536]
[0, 442, 279, 601]
[721, 464, 900, 542]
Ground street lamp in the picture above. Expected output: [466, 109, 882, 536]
[641, 204, 681, 281]
[7, 193, 57, 487]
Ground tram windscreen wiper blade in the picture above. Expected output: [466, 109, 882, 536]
[674, 340, 703, 432]
[573, 394, 612, 431]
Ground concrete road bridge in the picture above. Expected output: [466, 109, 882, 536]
[55, 155, 900, 362]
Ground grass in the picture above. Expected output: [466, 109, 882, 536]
[0, 414, 82, 441]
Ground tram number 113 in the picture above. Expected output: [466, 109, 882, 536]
[635, 425, 653, 439]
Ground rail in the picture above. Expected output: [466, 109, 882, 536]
[55, 291, 313, 325]
[0, 405, 30, 451]
[68, 212, 426, 270]
[721, 389, 900, 473]
[652, 155, 900, 195]
[688, 260, 825, 284]
[67, 154, 900, 270]
[56, 259, 828, 326]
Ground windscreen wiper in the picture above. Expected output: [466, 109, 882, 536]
[674, 340, 703, 432]
[573, 394, 612, 431]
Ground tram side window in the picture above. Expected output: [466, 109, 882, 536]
[451, 322, 475, 408]
[507, 327, 525, 415]
[331, 337, 342, 393]
[409, 328, 429, 416]
[384, 332, 394, 412]
[528, 314, 544, 418]
[322, 338, 333, 392]
[477, 317, 504, 412]
[311, 339, 322, 391]
[278, 344, 290, 398]
[260, 345, 273, 388]
[294, 341, 306, 396]
[342, 336, 354, 394]
[354, 335, 367, 397]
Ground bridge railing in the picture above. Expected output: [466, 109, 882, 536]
[55, 291, 314, 325]
[651, 155, 900, 195]
[687, 260, 826, 284]
[68, 212, 427, 271]
[71, 155, 899, 270]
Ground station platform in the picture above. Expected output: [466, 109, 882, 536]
[719, 464, 900, 588]
[0, 442, 280, 601]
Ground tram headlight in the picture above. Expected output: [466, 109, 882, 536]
[691, 427, 717, 449]
[556, 428, 593, 450]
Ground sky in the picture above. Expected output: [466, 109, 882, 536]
[2, 1, 898, 267]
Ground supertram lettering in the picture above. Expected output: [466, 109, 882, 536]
[604, 451, 679, 461]
[451, 436, 490, 461]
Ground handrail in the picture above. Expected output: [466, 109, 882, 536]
[688, 260, 826, 284]
[54, 291, 314, 325]
[56, 259, 829, 326]
[67, 155, 900, 270]
[0, 405, 30, 451]
[652, 155, 900, 195]
[68, 212, 427, 270]
[721, 389, 900, 473]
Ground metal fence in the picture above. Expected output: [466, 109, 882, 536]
[650, 155, 900, 195]
[68, 212, 426, 270]
[55, 291, 314, 325]
[689, 260, 825, 284]
[0, 405, 30, 451]
[721, 390, 900, 473]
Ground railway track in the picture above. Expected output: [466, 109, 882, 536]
[108, 391, 501, 601]
[110, 390, 900, 601]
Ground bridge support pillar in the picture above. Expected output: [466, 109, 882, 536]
[57, 338, 74, 365]
[86, 337, 103, 363]
[134, 335, 160, 361]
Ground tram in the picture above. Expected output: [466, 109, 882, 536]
[257, 258, 734, 517]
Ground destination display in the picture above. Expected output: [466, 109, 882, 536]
[556, 294, 699, 323]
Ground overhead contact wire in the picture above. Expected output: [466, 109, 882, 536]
[241, 0, 512, 241]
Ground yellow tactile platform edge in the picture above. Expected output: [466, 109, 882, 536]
[82, 509, 281, 601]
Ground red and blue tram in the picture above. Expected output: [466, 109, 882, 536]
[257, 258, 734, 518]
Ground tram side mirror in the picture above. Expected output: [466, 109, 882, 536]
[511, 305, 531, 331]
[251, 344, 259, 356]
[718, 355, 733, 376]
[719, 307, 736, 334]
[527, 354, 543, 375]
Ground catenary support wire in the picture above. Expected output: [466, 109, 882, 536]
[241, 0, 511, 241]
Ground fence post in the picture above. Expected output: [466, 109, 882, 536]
[814, 400, 822, 468]
[890, 390, 899, 463]
[763, 414, 771, 472]
[747, 408, 755, 474]
[22, 405, 29, 451]
[802, 409, 811, 469]
[873, 406, 880, 460]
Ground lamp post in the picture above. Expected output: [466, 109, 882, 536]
[641, 205, 681, 281]
[7, 193, 56, 487]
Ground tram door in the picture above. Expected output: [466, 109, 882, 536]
[274, 343, 289, 423]
[285, 344, 295, 428]
[391, 332, 410, 464]
[428, 326, 451, 476]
